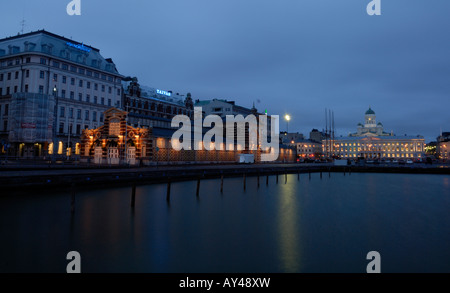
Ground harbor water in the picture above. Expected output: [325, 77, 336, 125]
[0, 172, 449, 273]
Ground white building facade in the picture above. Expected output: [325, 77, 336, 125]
[325, 108, 425, 160]
[0, 30, 123, 158]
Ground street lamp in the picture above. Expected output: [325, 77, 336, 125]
[284, 114, 291, 133]
[52, 86, 58, 163]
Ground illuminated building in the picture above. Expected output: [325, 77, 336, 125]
[437, 132, 450, 160]
[0, 30, 123, 158]
[327, 107, 426, 160]
[80, 108, 152, 165]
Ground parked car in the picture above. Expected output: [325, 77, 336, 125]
[406, 159, 414, 164]
[392, 159, 399, 163]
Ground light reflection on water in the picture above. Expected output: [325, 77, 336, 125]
[0, 173, 449, 273]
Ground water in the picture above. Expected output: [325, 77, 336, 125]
[1, 173, 449, 273]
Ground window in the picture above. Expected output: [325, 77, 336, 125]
[60, 106, 65, 118]
[0, 74, 3, 81]
[39, 71, 45, 79]
[100, 113, 104, 123]
[108, 87, 112, 94]
[76, 124, 81, 135]
[94, 72, 99, 78]
[78, 68, 85, 75]
[101, 74, 106, 80]
[86, 70, 92, 77]
[4, 104, 8, 115]
[62, 64, 68, 70]
[52, 61, 60, 68]
[39, 86, 44, 94]
[25, 70, 29, 78]
[108, 99, 111, 106]
[26, 57, 31, 63]
[62, 76, 66, 84]
[85, 110, 89, 120]
[78, 93, 82, 101]
[117, 88, 121, 96]
[86, 95, 90, 103]
[53, 74, 57, 82]
[79, 80, 83, 87]
[71, 78, 75, 85]
[3, 121, 7, 131]
[87, 82, 91, 89]
[14, 86, 18, 93]
[7, 72, 11, 80]
[59, 122, 64, 134]
[0, 88, 2, 96]
[61, 90, 66, 98]
[92, 111, 97, 121]
[70, 91, 74, 99]
[69, 108, 74, 119]
[94, 83, 98, 91]
[70, 66, 77, 72]
[15, 71, 19, 79]
[15, 59, 20, 65]
[101, 97, 105, 105]
[93, 96, 98, 104]
[6, 87, 10, 95]
[77, 109, 81, 119]
[40, 58, 46, 65]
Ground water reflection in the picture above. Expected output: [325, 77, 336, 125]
[277, 176, 301, 272]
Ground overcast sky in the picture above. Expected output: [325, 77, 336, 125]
[1, 0, 449, 142]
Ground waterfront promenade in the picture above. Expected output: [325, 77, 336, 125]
[0, 160, 449, 192]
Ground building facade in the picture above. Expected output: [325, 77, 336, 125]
[194, 99, 256, 118]
[0, 30, 123, 158]
[327, 108, 425, 160]
[437, 132, 449, 160]
[122, 77, 194, 130]
[81, 108, 152, 165]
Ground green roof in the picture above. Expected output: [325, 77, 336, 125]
[365, 107, 375, 115]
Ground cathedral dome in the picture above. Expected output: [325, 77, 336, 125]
[365, 107, 375, 115]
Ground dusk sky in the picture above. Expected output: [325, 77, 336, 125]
[1, 0, 449, 142]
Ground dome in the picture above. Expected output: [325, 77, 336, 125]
[365, 107, 375, 115]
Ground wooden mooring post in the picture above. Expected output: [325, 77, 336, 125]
[196, 178, 201, 197]
[166, 180, 171, 202]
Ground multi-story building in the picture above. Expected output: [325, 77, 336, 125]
[122, 77, 194, 130]
[0, 30, 123, 158]
[194, 99, 256, 118]
[288, 139, 322, 160]
[437, 132, 450, 160]
[327, 108, 425, 160]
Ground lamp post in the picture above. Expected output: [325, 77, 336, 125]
[52, 86, 58, 163]
[284, 114, 291, 133]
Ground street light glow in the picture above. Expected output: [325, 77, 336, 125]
[285, 114, 291, 121]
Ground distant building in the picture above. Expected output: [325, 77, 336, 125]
[122, 77, 194, 129]
[437, 132, 450, 160]
[0, 30, 123, 158]
[194, 99, 257, 118]
[309, 129, 328, 143]
[329, 107, 425, 160]
[281, 132, 304, 144]
[290, 139, 322, 160]
[349, 107, 393, 137]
